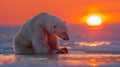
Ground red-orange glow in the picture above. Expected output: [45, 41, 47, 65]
[0, 0, 120, 26]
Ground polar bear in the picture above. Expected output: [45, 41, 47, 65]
[13, 12, 69, 54]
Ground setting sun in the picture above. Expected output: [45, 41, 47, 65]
[87, 16, 102, 26]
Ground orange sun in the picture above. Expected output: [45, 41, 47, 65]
[87, 16, 102, 26]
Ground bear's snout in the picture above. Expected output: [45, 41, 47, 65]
[63, 37, 69, 40]
[62, 33, 69, 40]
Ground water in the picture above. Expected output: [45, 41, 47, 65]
[1, 53, 120, 67]
[0, 24, 120, 67]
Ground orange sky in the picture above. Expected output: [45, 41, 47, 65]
[0, 0, 120, 26]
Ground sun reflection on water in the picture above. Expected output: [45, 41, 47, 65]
[58, 54, 120, 67]
[0, 54, 16, 65]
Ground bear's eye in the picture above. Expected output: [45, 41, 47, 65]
[53, 25, 57, 28]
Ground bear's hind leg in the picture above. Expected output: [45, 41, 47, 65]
[14, 41, 35, 54]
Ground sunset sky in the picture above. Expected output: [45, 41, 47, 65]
[0, 0, 120, 26]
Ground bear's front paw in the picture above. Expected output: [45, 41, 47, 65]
[57, 47, 68, 54]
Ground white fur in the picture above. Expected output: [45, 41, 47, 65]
[13, 12, 69, 54]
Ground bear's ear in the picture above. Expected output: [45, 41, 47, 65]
[53, 24, 57, 28]
[64, 21, 66, 24]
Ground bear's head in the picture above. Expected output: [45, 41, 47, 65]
[43, 13, 69, 41]
[53, 21, 69, 41]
